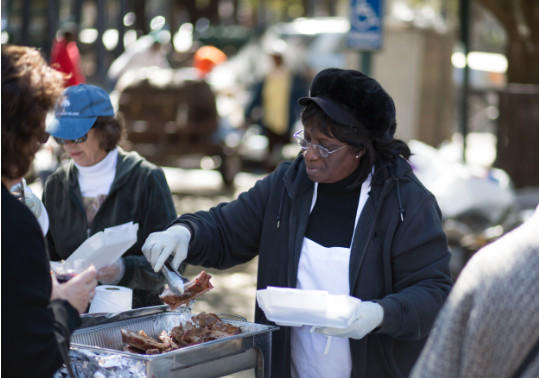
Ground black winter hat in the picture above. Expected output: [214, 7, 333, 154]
[298, 68, 396, 140]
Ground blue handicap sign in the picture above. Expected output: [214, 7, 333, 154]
[348, 0, 384, 50]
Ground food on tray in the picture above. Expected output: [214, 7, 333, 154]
[160, 270, 214, 309]
[121, 312, 241, 354]
[121, 329, 170, 354]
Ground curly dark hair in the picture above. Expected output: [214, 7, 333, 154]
[2, 45, 64, 180]
[301, 103, 411, 187]
[91, 115, 124, 152]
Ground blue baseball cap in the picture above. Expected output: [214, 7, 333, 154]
[46, 84, 114, 140]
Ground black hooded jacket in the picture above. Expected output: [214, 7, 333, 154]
[178, 155, 452, 378]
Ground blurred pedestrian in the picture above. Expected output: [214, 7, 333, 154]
[411, 206, 539, 378]
[50, 22, 85, 87]
[107, 30, 170, 90]
[193, 45, 227, 78]
[244, 40, 309, 170]
[2, 44, 97, 378]
[43, 83, 177, 308]
[142, 68, 452, 377]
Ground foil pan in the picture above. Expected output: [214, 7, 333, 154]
[54, 348, 147, 377]
[67, 308, 278, 377]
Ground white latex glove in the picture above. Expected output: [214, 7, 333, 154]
[313, 299, 384, 340]
[142, 224, 191, 272]
[96, 258, 125, 285]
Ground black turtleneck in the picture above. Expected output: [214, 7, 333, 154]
[305, 170, 362, 248]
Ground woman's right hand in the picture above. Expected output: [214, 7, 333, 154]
[142, 225, 191, 272]
[52, 265, 97, 313]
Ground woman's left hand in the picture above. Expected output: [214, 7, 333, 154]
[313, 300, 384, 340]
[96, 259, 125, 285]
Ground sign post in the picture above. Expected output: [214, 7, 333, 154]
[348, 0, 385, 75]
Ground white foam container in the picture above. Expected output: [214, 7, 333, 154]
[63, 221, 138, 272]
[256, 286, 359, 328]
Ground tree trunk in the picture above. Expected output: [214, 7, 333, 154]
[496, 85, 539, 188]
[478, 0, 539, 188]
[133, 0, 148, 36]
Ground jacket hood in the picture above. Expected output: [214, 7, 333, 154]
[113, 148, 146, 187]
[276, 154, 414, 228]
[281, 154, 413, 195]
[374, 156, 413, 186]
[282, 155, 313, 199]
[279, 154, 413, 225]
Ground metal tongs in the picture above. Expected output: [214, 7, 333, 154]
[161, 257, 187, 295]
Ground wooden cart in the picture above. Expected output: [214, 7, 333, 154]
[117, 76, 241, 187]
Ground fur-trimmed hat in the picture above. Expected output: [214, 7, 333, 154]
[298, 68, 396, 140]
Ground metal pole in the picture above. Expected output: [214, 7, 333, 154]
[257, 0, 267, 29]
[21, 0, 31, 45]
[459, 0, 470, 163]
[44, 0, 59, 60]
[114, 0, 127, 58]
[360, 51, 372, 76]
[96, 0, 107, 86]
[72, 0, 83, 26]
[307, 0, 317, 16]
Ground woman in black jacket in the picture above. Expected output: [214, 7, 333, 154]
[1, 45, 97, 378]
[142, 68, 452, 377]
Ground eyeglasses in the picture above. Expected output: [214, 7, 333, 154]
[53, 133, 88, 145]
[293, 130, 346, 158]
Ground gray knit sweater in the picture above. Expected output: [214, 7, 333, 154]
[411, 209, 539, 377]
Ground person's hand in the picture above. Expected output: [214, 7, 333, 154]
[312, 299, 384, 340]
[142, 225, 191, 272]
[96, 259, 125, 285]
[51, 266, 97, 313]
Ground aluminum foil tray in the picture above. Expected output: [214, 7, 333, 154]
[71, 310, 278, 377]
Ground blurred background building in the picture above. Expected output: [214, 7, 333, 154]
[3, 0, 537, 189]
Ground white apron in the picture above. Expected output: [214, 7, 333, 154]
[291, 174, 372, 378]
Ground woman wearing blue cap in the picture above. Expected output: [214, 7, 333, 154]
[141, 68, 452, 377]
[43, 83, 176, 308]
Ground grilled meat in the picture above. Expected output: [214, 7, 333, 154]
[121, 312, 241, 355]
[160, 270, 214, 309]
[120, 329, 169, 353]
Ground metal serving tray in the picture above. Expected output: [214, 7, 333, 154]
[72, 308, 278, 377]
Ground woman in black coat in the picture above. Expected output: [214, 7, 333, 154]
[1, 45, 97, 378]
[142, 68, 452, 377]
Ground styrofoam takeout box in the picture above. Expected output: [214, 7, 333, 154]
[256, 286, 359, 328]
[60, 222, 139, 272]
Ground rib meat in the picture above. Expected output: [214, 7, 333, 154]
[122, 312, 241, 355]
[160, 270, 214, 309]
[120, 329, 169, 353]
